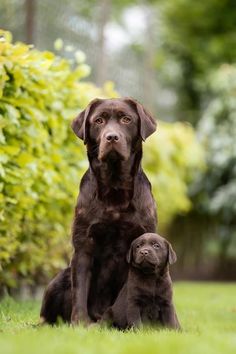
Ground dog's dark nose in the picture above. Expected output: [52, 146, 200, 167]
[140, 249, 149, 256]
[106, 133, 119, 142]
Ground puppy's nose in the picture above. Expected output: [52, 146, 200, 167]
[140, 249, 149, 256]
[106, 133, 119, 142]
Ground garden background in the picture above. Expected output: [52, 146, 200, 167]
[1, 0, 235, 294]
[0, 2, 236, 354]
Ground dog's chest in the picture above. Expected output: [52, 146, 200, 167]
[102, 206, 123, 221]
[97, 201, 135, 221]
[91, 221, 133, 259]
[90, 213, 145, 247]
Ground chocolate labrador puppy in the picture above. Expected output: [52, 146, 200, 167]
[102, 233, 180, 330]
[40, 98, 157, 325]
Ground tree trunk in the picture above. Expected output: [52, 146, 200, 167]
[25, 0, 36, 44]
[142, 5, 156, 112]
[95, 0, 111, 86]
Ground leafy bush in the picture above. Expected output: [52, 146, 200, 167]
[169, 64, 236, 273]
[159, 0, 236, 125]
[189, 64, 236, 259]
[0, 30, 117, 288]
[0, 30, 204, 289]
[143, 121, 204, 229]
[196, 64, 236, 221]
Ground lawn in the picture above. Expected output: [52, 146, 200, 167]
[0, 282, 235, 354]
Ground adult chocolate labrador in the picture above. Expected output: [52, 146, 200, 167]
[40, 98, 157, 325]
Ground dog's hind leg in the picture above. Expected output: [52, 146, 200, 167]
[40, 268, 72, 325]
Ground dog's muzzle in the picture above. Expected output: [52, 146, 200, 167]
[98, 132, 129, 161]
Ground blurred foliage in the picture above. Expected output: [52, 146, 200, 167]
[0, 30, 204, 289]
[159, 0, 236, 124]
[144, 122, 204, 229]
[189, 64, 236, 258]
[196, 65, 236, 220]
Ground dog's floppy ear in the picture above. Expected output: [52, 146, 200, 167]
[71, 98, 102, 144]
[167, 241, 177, 265]
[126, 244, 133, 264]
[125, 97, 157, 141]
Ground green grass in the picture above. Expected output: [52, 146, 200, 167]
[0, 282, 236, 354]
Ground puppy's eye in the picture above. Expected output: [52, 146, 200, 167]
[136, 244, 140, 249]
[121, 116, 131, 124]
[95, 117, 104, 124]
[152, 243, 160, 249]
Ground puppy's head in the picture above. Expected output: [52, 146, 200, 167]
[127, 233, 177, 274]
[71, 98, 157, 162]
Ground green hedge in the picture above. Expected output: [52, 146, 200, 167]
[0, 30, 117, 288]
[0, 30, 204, 289]
[143, 121, 204, 229]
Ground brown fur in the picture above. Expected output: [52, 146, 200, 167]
[40, 98, 157, 325]
[101, 233, 180, 330]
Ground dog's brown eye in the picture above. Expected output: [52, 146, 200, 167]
[153, 243, 160, 249]
[95, 117, 104, 124]
[121, 116, 131, 124]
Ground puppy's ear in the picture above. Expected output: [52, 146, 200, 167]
[167, 242, 177, 265]
[71, 98, 102, 144]
[126, 246, 133, 264]
[125, 97, 157, 141]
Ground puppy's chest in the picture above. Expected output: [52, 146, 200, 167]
[136, 281, 164, 306]
[137, 290, 163, 321]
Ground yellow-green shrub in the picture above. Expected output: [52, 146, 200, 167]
[0, 30, 116, 288]
[143, 122, 205, 229]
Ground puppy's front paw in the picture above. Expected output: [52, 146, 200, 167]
[71, 311, 92, 327]
[127, 320, 143, 331]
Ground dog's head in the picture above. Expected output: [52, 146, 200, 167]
[127, 233, 177, 274]
[71, 98, 157, 162]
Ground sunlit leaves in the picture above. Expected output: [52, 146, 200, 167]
[0, 30, 115, 288]
[143, 122, 204, 229]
